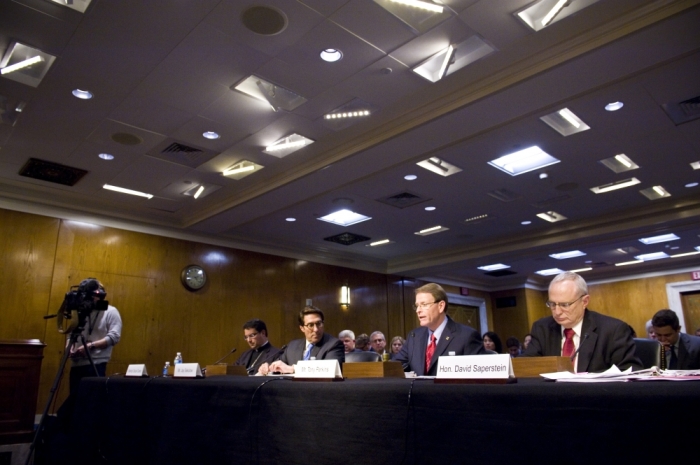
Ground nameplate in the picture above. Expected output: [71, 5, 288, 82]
[295, 360, 342, 379]
[173, 363, 203, 378]
[125, 364, 148, 377]
[436, 354, 514, 379]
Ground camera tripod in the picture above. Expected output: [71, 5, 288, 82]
[26, 318, 99, 465]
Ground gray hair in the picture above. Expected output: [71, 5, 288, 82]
[370, 331, 385, 341]
[549, 271, 588, 296]
[338, 329, 355, 339]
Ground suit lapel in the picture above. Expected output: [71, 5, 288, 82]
[678, 333, 689, 366]
[411, 328, 427, 374]
[428, 318, 455, 373]
[577, 311, 597, 372]
[547, 319, 562, 356]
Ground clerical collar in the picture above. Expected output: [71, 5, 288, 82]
[254, 341, 270, 352]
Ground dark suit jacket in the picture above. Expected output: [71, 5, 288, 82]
[523, 309, 642, 372]
[234, 342, 280, 373]
[394, 316, 485, 376]
[677, 333, 700, 369]
[280, 332, 345, 366]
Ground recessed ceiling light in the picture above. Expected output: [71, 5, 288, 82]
[590, 177, 641, 194]
[634, 252, 670, 261]
[691, 161, 700, 170]
[233, 75, 307, 112]
[686, 182, 698, 188]
[318, 209, 371, 227]
[549, 250, 586, 260]
[286, 218, 296, 222]
[98, 153, 114, 160]
[425, 206, 436, 211]
[222, 161, 262, 179]
[415, 225, 449, 236]
[638, 233, 679, 245]
[536, 211, 567, 223]
[535, 268, 564, 276]
[489, 146, 560, 176]
[521, 220, 531, 225]
[569, 267, 592, 273]
[640, 185, 671, 200]
[264, 134, 314, 157]
[417, 157, 462, 177]
[103, 184, 153, 199]
[412, 37, 496, 83]
[0, 56, 43, 75]
[203, 131, 220, 140]
[599, 154, 639, 173]
[320, 49, 343, 62]
[605, 101, 624, 111]
[368, 239, 392, 247]
[324, 110, 370, 120]
[389, 0, 444, 13]
[404, 174, 417, 181]
[671, 250, 700, 258]
[540, 108, 590, 136]
[0, 42, 56, 87]
[477, 264, 510, 271]
[516, 0, 601, 31]
[193, 185, 205, 199]
[465, 214, 489, 223]
[615, 259, 643, 266]
[585, 260, 592, 264]
[72, 89, 93, 99]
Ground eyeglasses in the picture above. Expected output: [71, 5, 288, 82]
[303, 321, 324, 329]
[413, 301, 441, 310]
[243, 332, 259, 340]
[545, 295, 586, 310]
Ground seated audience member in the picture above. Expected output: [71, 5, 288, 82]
[355, 333, 370, 351]
[370, 331, 388, 358]
[522, 271, 641, 372]
[696, 328, 700, 337]
[234, 319, 279, 374]
[645, 319, 657, 340]
[651, 309, 700, 370]
[505, 337, 521, 357]
[338, 330, 360, 353]
[258, 306, 344, 375]
[394, 283, 484, 376]
[390, 336, 405, 359]
[522, 333, 532, 351]
[483, 331, 502, 354]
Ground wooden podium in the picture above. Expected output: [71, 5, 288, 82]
[342, 361, 405, 379]
[511, 356, 573, 378]
[0, 339, 45, 444]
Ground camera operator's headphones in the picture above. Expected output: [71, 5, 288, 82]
[57, 278, 107, 334]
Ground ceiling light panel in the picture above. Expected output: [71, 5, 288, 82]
[540, 108, 591, 136]
[367, 239, 392, 247]
[373, 0, 452, 34]
[415, 225, 449, 236]
[412, 36, 496, 83]
[0, 42, 56, 87]
[516, 0, 601, 32]
[638, 233, 679, 245]
[47, 0, 93, 13]
[549, 250, 586, 259]
[488, 146, 560, 176]
[536, 211, 567, 223]
[222, 160, 264, 180]
[599, 154, 639, 173]
[417, 157, 462, 177]
[589, 177, 640, 194]
[318, 209, 371, 227]
[640, 185, 671, 200]
[233, 75, 307, 112]
[634, 252, 670, 261]
[103, 184, 153, 199]
[323, 98, 378, 132]
[477, 263, 510, 271]
[535, 268, 564, 276]
[263, 134, 314, 158]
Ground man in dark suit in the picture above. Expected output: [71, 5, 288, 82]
[394, 283, 484, 376]
[523, 271, 641, 372]
[234, 319, 280, 374]
[258, 306, 344, 374]
[652, 309, 700, 370]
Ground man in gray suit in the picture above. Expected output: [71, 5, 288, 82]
[652, 309, 700, 370]
[258, 306, 344, 374]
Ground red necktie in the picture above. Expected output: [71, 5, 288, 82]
[425, 333, 436, 373]
[562, 328, 575, 357]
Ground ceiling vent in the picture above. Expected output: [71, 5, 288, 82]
[484, 269, 517, 277]
[19, 158, 87, 186]
[323, 232, 370, 246]
[662, 94, 700, 125]
[147, 139, 218, 168]
[531, 194, 572, 209]
[487, 188, 520, 202]
[377, 191, 430, 209]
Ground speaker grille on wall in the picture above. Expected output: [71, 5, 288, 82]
[496, 296, 517, 308]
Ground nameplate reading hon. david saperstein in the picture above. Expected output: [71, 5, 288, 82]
[436, 354, 513, 379]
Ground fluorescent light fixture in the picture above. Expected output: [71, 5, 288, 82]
[223, 164, 255, 176]
[389, 0, 443, 13]
[540, 108, 590, 136]
[535, 268, 564, 276]
[590, 177, 641, 194]
[263, 134, 314, 158]
[103, 184, 153, 199]
[691, 161, 700, 170]
[541, 0, 568, 26]
[638, 233, 679, 245]
[318, 209, 371, 227]
[599, 154, 639, 173]
[488, 146, 560, 176]
[415, 225, 449, 236]
[0, 56, 43, 75]
[671, 251, 700, 258]
[193, 185, 205, 199]
[640, 185, 671, 200]
[417, 157, 462, 177]
[320, 49, 342, 62]
[412, 36, 495, 83]
[605, 101, 624, 111]
[549, 250, 586, 260]
[413, 46, 454, 83]
[615, 260, 643, 266]
[232, 75, 307, 112]
[536, 211, 567, 223]
[569, 267, 592, 273]
[634, 252, 670, 261]
[516, 0, 599, 32]
[368, 239, 392, 247]
[222, 160, 263, 180]
[48, 0, 93, 13]
[477, 264, 510, 271]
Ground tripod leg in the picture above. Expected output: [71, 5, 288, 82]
[79, 334, 100, 377]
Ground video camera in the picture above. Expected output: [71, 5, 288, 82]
[55, 278, 109, 334]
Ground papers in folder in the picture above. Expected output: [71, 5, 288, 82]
[541, 365, 700, 382]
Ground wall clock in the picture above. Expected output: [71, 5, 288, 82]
[181, 264, 207, 291]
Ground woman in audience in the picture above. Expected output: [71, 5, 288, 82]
[390, 336, 405, 359]
[522, 333, 532, 350]
[483, 331, 503, 354]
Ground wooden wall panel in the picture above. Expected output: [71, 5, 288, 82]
[490, 289, 530, 349]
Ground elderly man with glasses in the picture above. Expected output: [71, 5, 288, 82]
[522, 271, 641, 372]
[258, 306, 344, 375]
[394, 283, 484, 376]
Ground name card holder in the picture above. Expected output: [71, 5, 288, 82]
[125, 364, 149, 378]
[343, 361, 404, 379]
[294, 360, 343, 381]
[511, 356, 573, 378]
[173, 362, 203, 378]
[434, 354, 516, 384]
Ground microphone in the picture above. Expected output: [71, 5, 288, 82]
[570, 333, 589, 362]
[212, 347, 237, 365]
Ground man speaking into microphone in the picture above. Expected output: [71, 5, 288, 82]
[233, 319, 280, 374]
[522, 271, 641, 372]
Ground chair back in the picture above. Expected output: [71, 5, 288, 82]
[345, 351, 382, 363]
[633, 338, 662, 369]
